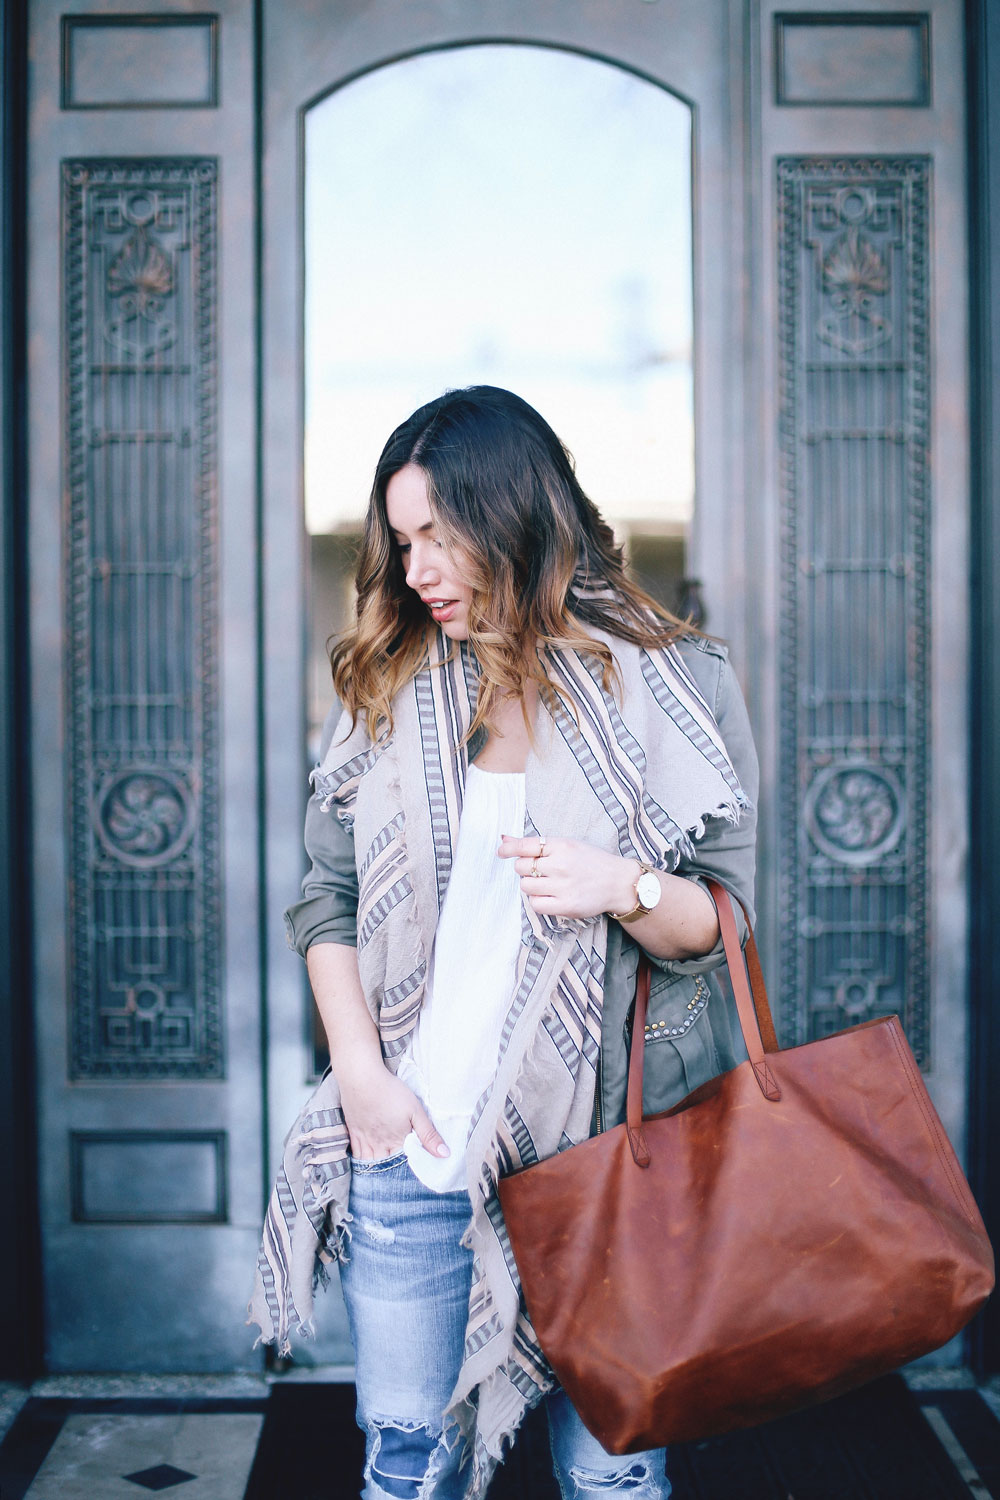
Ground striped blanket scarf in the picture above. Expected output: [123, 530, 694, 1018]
[249, 627, 746, 1495]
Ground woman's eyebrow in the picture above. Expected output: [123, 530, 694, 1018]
[392, 521, 435, 538]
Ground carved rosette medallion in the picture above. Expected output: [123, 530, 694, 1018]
[94, 768, 195, 869]
[803, 761, 905, 866]
[63, 160, 221, 1079]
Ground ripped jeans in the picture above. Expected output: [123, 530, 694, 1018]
[340, 1153, 670, 1500]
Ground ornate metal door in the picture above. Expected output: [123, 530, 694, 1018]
[754, 2, 972, 1196]
[28, 0, 261, 1370]
[25, 0, 971, 1373]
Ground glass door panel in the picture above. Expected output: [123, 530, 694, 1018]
[304, 42, 695, 752]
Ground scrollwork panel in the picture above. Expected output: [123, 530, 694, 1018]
[778, 158, 930, 1064]
[64, 160, 221, 1078]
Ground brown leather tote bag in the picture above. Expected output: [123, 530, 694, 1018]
[497, 881, 994, 1453]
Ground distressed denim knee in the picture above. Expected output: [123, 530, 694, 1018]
[362, 1415, 465, 1500]
[559, 1457, 666, 1498]
[546, 1390, 670, 1500]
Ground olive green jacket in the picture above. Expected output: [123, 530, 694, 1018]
[284, 635, 759, 1129]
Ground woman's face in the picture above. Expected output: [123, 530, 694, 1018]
[385, 463, 475, 641]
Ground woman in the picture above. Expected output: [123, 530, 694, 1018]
[251, 386, 758, 1500]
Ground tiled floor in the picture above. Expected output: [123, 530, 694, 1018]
[0, 1372, 998, 1498]
[25, 1412, 263, 1498]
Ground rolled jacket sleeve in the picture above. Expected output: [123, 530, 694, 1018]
[283, 704, 360, 957]
[647, 636, 759, 977]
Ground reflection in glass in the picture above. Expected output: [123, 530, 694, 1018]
[305, 42, 694, 748]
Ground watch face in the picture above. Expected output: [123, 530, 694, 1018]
[636, 870, 662, 910]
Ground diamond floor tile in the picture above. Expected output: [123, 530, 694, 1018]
[123, 1462, 197, 1491]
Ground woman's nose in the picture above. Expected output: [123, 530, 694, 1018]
[406, 545, 439, 590]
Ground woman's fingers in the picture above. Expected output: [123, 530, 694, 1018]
[498, 834, 561, 880]
[498, 834, 551, 860]
[340, 1068, 447, 1160]
[501, 836, 640, 919]
[409, 1101, 450, 1159]
[349, 1135, 402, 1162]
[501, 834, 650, 920]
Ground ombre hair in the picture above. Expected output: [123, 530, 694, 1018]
[331, 386, 691, 741]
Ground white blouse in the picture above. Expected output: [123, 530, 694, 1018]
[397, 763, 526, 1192]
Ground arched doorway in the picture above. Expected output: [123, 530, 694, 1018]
[19, 0, 975, 1374]
[265, 15, 739, 1368]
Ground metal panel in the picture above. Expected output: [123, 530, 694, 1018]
[61, 15, 219, 110]
[968, 0, 1000, 1376]
[0, 0, 41, 1380]
[777, 157, 930, 1060]
[63, 159, 222, 1080]
[774, 13, 931, 107]
[71, 1130, 228, 1222]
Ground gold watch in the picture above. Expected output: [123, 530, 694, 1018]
[609, 863, 662, 923]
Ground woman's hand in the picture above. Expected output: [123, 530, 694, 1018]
[338, 1054, 449, 1162]
[498, 834, 639, 921]
[497, 834, 720, 961]
[304, 943, 448, 1162]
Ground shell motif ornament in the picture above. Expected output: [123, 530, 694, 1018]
[105, 226, 176, 358]
[817, 227, 892, 358]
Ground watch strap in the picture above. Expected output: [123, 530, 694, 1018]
[610, 863, 654, 923]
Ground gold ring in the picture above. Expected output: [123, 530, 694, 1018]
[531, 858, 540, 878]
[537, 837, 547, 857]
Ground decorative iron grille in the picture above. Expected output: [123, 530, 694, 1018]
[777, 157, 930, 1064]
[63, 159, 222, 1077]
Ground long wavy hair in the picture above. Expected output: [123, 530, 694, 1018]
[331, 385, 691, 741]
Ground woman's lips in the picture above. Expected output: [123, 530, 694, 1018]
[425, 599, 458, 622]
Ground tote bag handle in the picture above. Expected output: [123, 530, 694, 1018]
[626, 880, 781, 1167]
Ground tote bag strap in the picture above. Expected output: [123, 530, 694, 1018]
[626, 881, 781, 1166]
[707, 881, 780, 1054]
